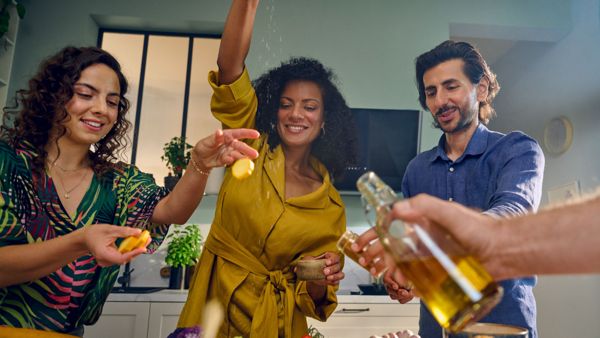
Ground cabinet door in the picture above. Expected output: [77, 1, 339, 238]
[85, 302, 150, 338]
[307, 303, 420, 338]
[147, 302, 185, 338]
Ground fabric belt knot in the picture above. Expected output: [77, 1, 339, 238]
[269, 270, 289, 292]
[205, 225, 297, 338]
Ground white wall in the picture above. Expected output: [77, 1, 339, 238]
[10, 0, 570, 154]
[490, 0, 600, 337]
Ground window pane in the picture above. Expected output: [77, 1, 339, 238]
[100, 33, 145, 162]
[186, 38, 221, 143]
[136, 36, 189, 182]
[188, 38, 223, 194]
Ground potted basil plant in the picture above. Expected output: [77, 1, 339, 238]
[165, 223, 203, 289]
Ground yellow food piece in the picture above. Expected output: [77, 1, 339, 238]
[135, 229, 151, 248]
[231, 158, 254, 180]
[118, 230, 151, 253]
[0, 326, 77, 338]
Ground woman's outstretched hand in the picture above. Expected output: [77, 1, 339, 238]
[83, 224, 149, 267]
[192, 128, 260, 169]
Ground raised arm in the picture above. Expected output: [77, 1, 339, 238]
[217, 0, 260, 85]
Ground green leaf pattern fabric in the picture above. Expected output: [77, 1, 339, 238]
[0, 140, 169, 333]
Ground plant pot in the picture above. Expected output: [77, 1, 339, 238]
[168, 266, 195, 289]
[164, 175, 180, 191]
[168, 266, 183, 289]
[184, 265, 195, 289]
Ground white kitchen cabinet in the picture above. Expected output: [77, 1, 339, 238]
[85, 302, 150, 338]
[90, 293, 419, 338]
[307, 302, 420, 338]
[147, 302, 185, 338]
[0, 2, 19, 108]
[145, 302, 418, 338]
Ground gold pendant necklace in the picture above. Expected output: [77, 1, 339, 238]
[52, 168, 90, 199]
[47, 159, 91, 199]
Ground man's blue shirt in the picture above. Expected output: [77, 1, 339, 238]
[402, 123, 545, 338]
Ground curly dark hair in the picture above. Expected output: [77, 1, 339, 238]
[415, 40, 500, 125]
[253, 57, 357, 180]
[1, 46, 131, 176]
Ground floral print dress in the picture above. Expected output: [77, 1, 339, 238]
[0, 140, 169, 333]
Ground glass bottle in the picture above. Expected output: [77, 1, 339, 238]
[355, 171, 503, 333]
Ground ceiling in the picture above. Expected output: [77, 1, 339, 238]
[452, 37, 517, 65]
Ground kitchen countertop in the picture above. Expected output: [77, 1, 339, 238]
[107, 289, 419, 304]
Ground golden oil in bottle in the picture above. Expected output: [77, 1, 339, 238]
[394, 255, 502, 332]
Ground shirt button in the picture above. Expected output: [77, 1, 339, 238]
[449, 167, 455, 172]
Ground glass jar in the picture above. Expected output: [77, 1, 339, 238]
[336, 230, 363, 265]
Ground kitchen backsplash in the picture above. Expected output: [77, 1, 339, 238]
[121, 194, 373, 292]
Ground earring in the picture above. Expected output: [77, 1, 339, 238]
[270, 122, 276, 132]
[321, 125, 326, 136]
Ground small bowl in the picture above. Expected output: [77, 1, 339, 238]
[295, 259, 327, 280]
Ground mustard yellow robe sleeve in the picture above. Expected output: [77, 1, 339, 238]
[177, 68, 346, 338]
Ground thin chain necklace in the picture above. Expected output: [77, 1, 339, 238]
[48, 159, 88, 173]
[49, 166, 90, 200]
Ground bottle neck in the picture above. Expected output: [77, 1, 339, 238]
[356, 172, 398, 210]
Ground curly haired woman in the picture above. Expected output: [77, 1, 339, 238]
[177, 1, 357, 337]
[0, 46, 259, 337]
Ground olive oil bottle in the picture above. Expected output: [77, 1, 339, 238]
[355, 171, 503, 332]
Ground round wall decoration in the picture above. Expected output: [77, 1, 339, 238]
[543, 116, 573, 156]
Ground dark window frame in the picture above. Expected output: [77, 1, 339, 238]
[97, 28, 221, 165]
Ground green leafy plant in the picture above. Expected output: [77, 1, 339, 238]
[161, 136, 192, 177]
[0, 0, 25, 40]
[303, 325, 325, 338]
[165, 224, 202, 268]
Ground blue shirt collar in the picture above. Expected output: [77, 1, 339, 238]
[429, 123, 489, 163]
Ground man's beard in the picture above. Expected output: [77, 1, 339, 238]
[432, 105, 477, 134]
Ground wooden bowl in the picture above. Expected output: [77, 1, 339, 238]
[295, 259, 327, 280]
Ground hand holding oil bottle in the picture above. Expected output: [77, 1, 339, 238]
[337, 172, 503, 333]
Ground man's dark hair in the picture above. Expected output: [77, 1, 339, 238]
[415, 40, 500, 124]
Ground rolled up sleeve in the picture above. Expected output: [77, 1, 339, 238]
[294, 281, 338, 321]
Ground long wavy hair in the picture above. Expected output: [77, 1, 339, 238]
[415, 40, 500, 125]
[1, 46, 131, 176]
[253, 57, 357, 180]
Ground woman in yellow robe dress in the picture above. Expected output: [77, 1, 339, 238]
[177, 1, 358, 337]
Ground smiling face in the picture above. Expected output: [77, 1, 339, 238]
[423, 59, 487, 134]
[60, 63, 121, 147]
[276, 80, 325, 151]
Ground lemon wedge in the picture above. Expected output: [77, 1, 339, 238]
[118, 230, 151, 253]
[231, 158, 254, 180]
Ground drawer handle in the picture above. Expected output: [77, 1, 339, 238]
[337, 307, 370, 313]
